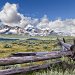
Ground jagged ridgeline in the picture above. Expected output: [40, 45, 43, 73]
[0, 24, 75, 36]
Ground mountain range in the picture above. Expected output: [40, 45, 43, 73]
[0, 24, 74, 36]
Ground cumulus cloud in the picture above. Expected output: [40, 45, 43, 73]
[19, 15, 32, 28]
[37, 16, 75, 35]
[0, 2, 39, 28]
[37, 15, 50, 30]
[0, 2, 21, 26]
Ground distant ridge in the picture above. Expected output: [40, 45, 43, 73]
[0, 38, 19, 41]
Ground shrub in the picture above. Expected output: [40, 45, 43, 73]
[43, 45, 48, 49]
[4, 44, 12, 48]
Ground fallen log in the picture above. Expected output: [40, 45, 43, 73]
[0, 51, 73, 66]
[0, 61, 62, 75]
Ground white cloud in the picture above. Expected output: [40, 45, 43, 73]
[19, 15, 32, 28]
[0, 2, 21, 26]
[0, 2, 33, 28]
[49, 19, 64, 31]
[37, 15, 50, 30]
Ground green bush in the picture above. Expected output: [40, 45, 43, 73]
[43, 45, 48, 49]
[4, 44, 12, 48]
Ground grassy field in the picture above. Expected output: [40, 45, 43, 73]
[0, 35, 74, 57]
[0, 34, 75, 75]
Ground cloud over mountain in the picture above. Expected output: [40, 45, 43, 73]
[0, 2, 75, 36]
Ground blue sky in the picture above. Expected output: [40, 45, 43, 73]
[0, 0, 75, 20]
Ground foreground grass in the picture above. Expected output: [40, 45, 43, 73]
[17, 60, 75, 75]
[24, 69, 75, 75]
